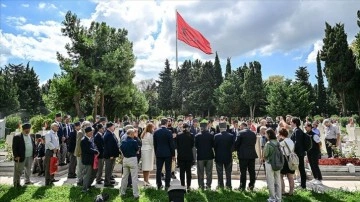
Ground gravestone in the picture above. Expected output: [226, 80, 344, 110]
[346, 125, 356, 142]
[0, 119, 5, 139]
[318, 125, 327, 153]
[354, 127, 360, 157]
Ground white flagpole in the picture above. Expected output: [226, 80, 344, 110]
[175, 9, 178, 69]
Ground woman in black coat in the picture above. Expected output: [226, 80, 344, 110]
[176, 123, 194, 190]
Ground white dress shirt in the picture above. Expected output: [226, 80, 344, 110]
[45, 130, 60, 150]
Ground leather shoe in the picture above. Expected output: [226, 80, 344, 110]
[67, 175, 76, 179]
[104, 184, 114, 187]
[52, 179, 59, 182]
[157, 185, 163, 190]
[24, 181, 34, 185]
[110, 180, 116, 184]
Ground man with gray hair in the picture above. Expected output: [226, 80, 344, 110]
[323, 119, 340, 158]
[214, 122, 234, 189]
[44, 123, 60, 186]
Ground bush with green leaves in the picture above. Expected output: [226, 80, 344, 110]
[42, 118, 53, 130]
[30, 115, 46, 133]
[313, 115, 324, 124]
[139, 114, 149, 121]
[157, 115, 165, 121]
[86, 115, 94, 123]
[339, 117, 349, 128]
[5, 115, 21, 132]
[352, 114, 360, 126]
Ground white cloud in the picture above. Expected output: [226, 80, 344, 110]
[306, 40, 323, 63]
[21, 4, 29, 8]
[6, 16, 27, 26]
[0, 21, 69, 65]
[38, 2, 56, 9]
[38, 2, 46, 9]
[1, 3, 6, 7]
[2, 0, 359, 83]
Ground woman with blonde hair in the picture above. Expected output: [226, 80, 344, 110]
[141, 123, 155, 186]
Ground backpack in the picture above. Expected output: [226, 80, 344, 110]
[303, 130, 312, 151]
[283, 141, 299, 171]
[268, 141, 284, 171]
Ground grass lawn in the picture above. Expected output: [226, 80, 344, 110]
[0, 185, 359, 202]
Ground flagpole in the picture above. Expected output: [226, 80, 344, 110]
[175, 9, 178, 69]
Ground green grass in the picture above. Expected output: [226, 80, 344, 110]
[0, 139, 5, 149]
[0, 185, 360, 202]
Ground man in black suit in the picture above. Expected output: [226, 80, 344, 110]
[195, 121, 214, 189]
[103, 122, 119, 187]
[67, 121, 80, 178]
[94, 124, 105, 184]
[63, 115, 73, 164]
[55, 113, 66, 166]
[214, 122, 234, 189]
[153, 118, 175, 190]
[12, 123, 36, 187]
[208, 119, 216, 135]
[235, 122, 258, 191]
[80, 127, 99, 193]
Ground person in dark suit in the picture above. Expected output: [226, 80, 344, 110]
[68, 122, 80, 178]
[80, 127, 99, 193]
[94, 123, 105, 184]
[235, 122, 258, 191]
[55, 113, 66, 166]
[290, 117, 307, 189]
[63, 115, 73, 164]
[195, 121, 214, 189]
[214, 122, 234, 189]
[208, 119, 216, 135]
[34, 136, 45, 176]
[103, 122, 119, 187]
[12, 123, 36, 187]
[176, 123, 194, 190]
[153, 118, 175, 190]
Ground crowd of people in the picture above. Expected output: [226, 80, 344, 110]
[11, 113, 345, 201]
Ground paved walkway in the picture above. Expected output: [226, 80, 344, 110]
[1, 172, 360, 192]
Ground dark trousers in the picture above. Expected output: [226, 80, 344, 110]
[239, 158, 256, 190]
[298, 155, 306, 188]
[104, 158, 115, 185]
[178, 160, 192, 187]
[215, 161, 232, 188]
[44, 149, 55, 185]
[156, 157, 172, 188]
[308, 152, 322, 180]
[68, 152, 77, 177]
[325, 139, 337, 158]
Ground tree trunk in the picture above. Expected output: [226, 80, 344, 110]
[100, 90, 105, 116]
[249, 106, 253, 120]
[93, 86, 100, 120]
[74, 93, 81, 117]
[340, 92, 346, 116]
[252, 104, 256, 120]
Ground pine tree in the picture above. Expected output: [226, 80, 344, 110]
[242, 61, 264, 119]
[315, 52, 327, 115]
[0, 68, 19, 116]
[213, 52, 223, 87]
[295, 66, 315, 114]
[157, 59, 173, 112]
[321, 22, 357, 115]
[225, 57, 232, 79]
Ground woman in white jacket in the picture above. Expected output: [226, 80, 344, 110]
[140, 123, 155, 186]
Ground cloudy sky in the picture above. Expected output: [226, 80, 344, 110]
[0, 0, 359, 85]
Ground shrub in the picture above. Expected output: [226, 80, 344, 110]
[42, 118, 53, 130]
[313, 115, 324, 124]
[330, 115, 339, 121]
[139, 114, 149, 121]
[157, 115, 165, 121]
[86, 115, 94, 123]
[352, 114, 360, 126]
[339, 117, 349, 128]
[5, 115, 21, 132]
[30, 115, 46, 133]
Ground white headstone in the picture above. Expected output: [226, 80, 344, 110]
[0, 119, 5, 139]
[354, 127, 360, 157]
[346, 125, 356, 142]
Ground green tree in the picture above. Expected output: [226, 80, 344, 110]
[0, 69, 19, 117]
[213, 52, 223, 87]
[225, 57, 232, 80]
[315, 52, 327, 115]
[294, 66, 316, 115]
[138, 79, 160, 118]
[321, 22, 357, 115]
[157, 59, 173, 112]
[266, 79, 313, 118]
[130, 88, 149, 117]
[242, 61, 263, 119]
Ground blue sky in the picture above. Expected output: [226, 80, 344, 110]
[1, 0, 359, 85]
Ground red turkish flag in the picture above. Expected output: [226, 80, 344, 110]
[177, 12, 212, 54]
